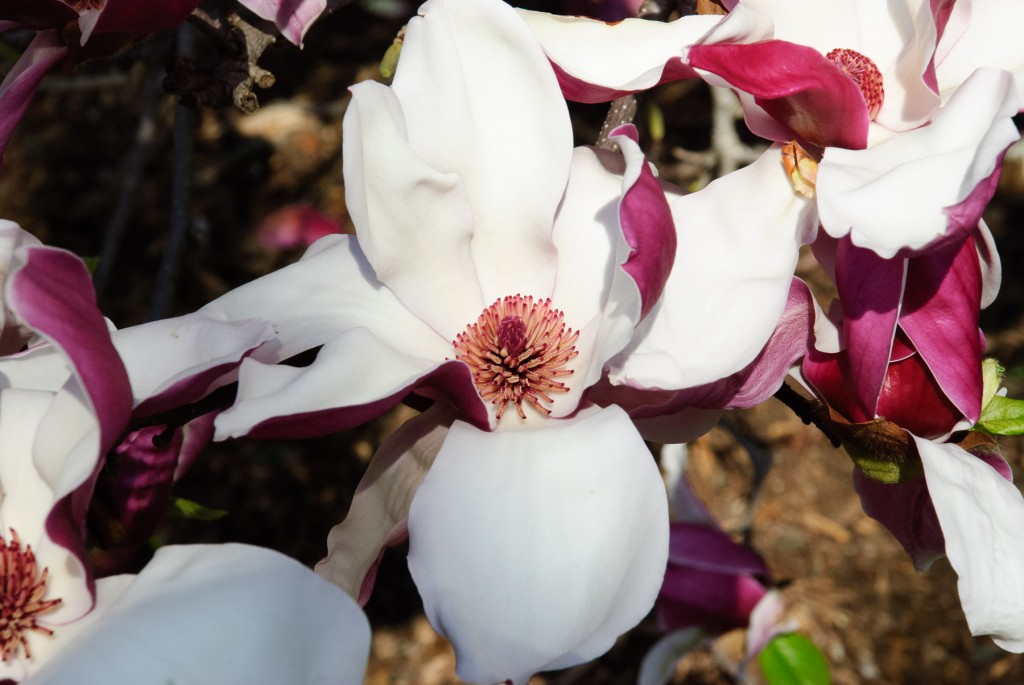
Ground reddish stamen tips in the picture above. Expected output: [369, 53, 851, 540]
[826, 48, 884, 120]
[454, 295, 580, 421]
[1, 530, 62, 662]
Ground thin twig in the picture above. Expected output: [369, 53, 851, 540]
[94, 55, 166, 299]
[773, 382, 843, 448]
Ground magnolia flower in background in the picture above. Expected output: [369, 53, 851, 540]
[0, 230, 370, 683]
[0, 0, 203, 166]
[520, 0, 1021, 259]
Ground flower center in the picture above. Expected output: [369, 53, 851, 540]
[1, 530, 62, 662]
[454, 295, 579, 421]
[826, 48, 884, 120]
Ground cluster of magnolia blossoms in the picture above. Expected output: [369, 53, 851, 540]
[2, 0, 1024, 682]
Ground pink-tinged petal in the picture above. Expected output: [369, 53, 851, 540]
[817, 68, 1019, 257]
[658, 566, 766, 634]
[936, 0, 1024, 108]
[234, 0, 326, 46]
[900, 236, 983, 422]
[688, 40, 870, 149]
[852, 468, 945, 571]
[547, 146, 641, 412]
[0, 388, 94, 624]
[113, 313, 274, 415]
[216, 336, 485, 440]
[616, 278, 814, 425]
[255, 203, 343, 250]
[390, 0, 568, 302]
[831, 239, 904, 421]
[975, 220, 1001, 309]
[342, 82, 483, 337]
[631, 406, 722, 444]
[9, 245, 131, 455]
[77, 0, 202, 43]
[517, 9, 720, 103]
[611, 124, 676, 320]
[915, 436, 1024, 651]
[316, 405, 453, 604]
[611, 145, 814, 392]
[0, 220, 41, 353]
[408, 405, 668, 685]
[29, 544, 371, 684]
[746, 590, 798, 658]
[0, 31, 67, 170]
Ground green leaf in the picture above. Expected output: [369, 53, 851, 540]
[647, 101, 665, 144]
[81, 256, 100, 274]
[976, 394, 1024, 436]
[169, 497, 228, 521]
[759, 633, 831, 685]
[844, 441, 920, 484]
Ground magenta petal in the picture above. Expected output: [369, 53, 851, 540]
[0, 31, 67, 169]
[658, 567, 767, 633]
[0, 1, 77, 28]
[940, 157, 1006, 251]
[611, 124, 676, 320]
[834, 238, 905, 420]
[668, 523, 770, 578]
[9, 246, 131, 454]
[80, 0, 201, 39]
[687, 41, 869, 149]
[900, 236, 983, 422]
[853, 468, 945, 571]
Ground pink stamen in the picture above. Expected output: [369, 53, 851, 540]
[0, 529, 62, 662]
[826, 48, 885, 120]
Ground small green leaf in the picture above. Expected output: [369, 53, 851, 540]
[647, 101, 665, 144]
[759, 632, 831, 685]
[976, 394, 1024, 436]
[380, 41, 402, 81]
[169, 497, 228, 521]
[81, 256, 100, 274]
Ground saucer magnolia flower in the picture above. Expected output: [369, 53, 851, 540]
[0, 235, 370, 683]
[519, 1, 1020, 258]
[0, 0, 202, 166]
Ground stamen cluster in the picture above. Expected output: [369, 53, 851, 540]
[1, 530, 62, 662]
[826, 48, 885, 119]
[454, 295, 580, 420]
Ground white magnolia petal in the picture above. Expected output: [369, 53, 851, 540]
[408, 405, 668, 685]
[548, 146, 640, 415]
[817, 68, 1019, 257]
[343, 81, 484, 337]
[976, 219, 1001, 309]
[201, 235, 449, 363]
[392, 0, 567, 301]
[937, 0, 1024, 107]
[518, 10, 720, 92]
[214, 328, 450, 440]
[28, 544, 371, 684]
[916, 436, 1024, 651]
[0, 220, 41, 349]
[611, 145, 812, 390]
[740, 0, 862, 54]
[112, 313, 274, 405]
